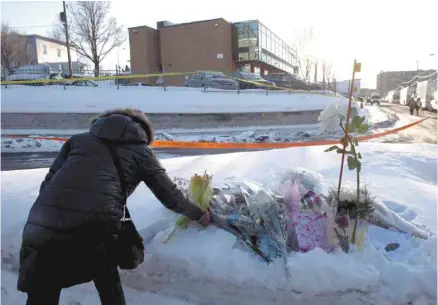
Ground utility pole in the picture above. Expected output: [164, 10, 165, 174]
[62, 1, 72, 78]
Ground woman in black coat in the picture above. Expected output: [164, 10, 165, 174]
[18, 108, 211, 305]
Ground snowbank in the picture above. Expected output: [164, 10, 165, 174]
[1, 86, 345, 113]
[1, 104, 400, 153]
[2, 137, 66, 153]
[2, 143, 436, 304]
[318, 102, 399, 132]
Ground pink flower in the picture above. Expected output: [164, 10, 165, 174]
[335, 215, 350, 228]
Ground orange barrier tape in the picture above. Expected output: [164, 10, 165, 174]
[2, 117, 429, 149]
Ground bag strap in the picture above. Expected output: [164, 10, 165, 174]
[100, 140, 131, 221]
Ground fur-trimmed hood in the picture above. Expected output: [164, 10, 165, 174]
[90, 108, 154, 144]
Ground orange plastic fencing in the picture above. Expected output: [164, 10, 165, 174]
[2, 117, 428, 149]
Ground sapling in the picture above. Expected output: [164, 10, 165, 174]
[324, 115, 370, 244]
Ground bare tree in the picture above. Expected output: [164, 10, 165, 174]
[294, 27, 315, 82]
[48, 26, 64, 42]
[50, 2, 125, 76]
[322, 62, 332, 90]
[313, 61, 318, 83]
[303, 58, 313, 82]
[1, 22, 26, 71]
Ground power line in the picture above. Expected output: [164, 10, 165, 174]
[8, 24, 56, 29]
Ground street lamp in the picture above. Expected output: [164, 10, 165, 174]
[416, 54, 435, 70]
[117, 47, 126, 72]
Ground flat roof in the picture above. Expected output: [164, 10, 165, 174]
[157, 18, 227, 29]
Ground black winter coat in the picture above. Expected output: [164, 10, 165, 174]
[18, 109, 205, 292]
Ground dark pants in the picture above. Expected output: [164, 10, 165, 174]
[416, 107, 420, 115]
[409, 107, 414, 115]
[26, 269, 125, 305]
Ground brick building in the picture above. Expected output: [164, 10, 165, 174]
[376, 69, 436, 97]
[128, 18, 299, 85]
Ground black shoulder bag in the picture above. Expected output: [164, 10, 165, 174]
[102, 142, 145, 270]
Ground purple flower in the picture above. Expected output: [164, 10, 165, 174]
[335, 215, 350, 228]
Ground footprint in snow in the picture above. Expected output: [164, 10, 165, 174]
[383, 201, 407, 213]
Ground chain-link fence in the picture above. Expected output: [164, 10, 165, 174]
[1, 65, 337, 96]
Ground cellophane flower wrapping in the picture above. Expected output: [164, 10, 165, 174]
[162, 172, 212, 243]
[209, 179, 289, 262]
[268, 168, 340, 253]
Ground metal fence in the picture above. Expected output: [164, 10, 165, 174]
[1, 66, 337, 96]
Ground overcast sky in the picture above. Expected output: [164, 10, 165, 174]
[1, 0, 437, 88]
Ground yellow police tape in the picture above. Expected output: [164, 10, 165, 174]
[1, 70, 333, 97]
[0, 71, 197, 85]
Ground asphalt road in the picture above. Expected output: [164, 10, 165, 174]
[0, 148, 262, 171]
[379, 103, 437, 144]
[2, 104, 436, 171]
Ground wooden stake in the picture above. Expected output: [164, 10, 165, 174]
[337, 59, 357, 196]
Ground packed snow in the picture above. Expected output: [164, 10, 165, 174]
[1, 269, 197, 305]
[2, 143, 436, 304]
[1, 104, 400, 153]
[1, 86, 345, 113]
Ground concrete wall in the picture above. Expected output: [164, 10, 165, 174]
[1, 111, 322, 130]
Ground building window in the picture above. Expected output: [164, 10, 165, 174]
[249, 21, 258, 32]
[57, 49, 61, 57]
[254, 67, 260, 75]
[238, 52, 249, 61]
[237, 21, 259, 48]
[249, 51, 258, 60]
[42, 45, 47, 55]
[27, 44, 33, 55]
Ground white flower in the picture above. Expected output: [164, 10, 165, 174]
[337, 186, 367, 203]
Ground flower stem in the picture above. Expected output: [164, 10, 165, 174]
[162, 226, 179, 244]
[351, 166, 360, 244]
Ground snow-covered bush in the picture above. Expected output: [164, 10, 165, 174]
[318, 101, 359, 132]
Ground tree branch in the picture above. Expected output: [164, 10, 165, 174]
[50, 1, 126, 76]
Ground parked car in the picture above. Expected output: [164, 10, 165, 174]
[185, 71, 239, 90]
[66, 80, 98, 87]
[122, 82, 152, 87]
[6, 64, 63, 85]
[227, 71, 277, 90]
[262, 73, 321, 90]
[262, 73, 291, 88]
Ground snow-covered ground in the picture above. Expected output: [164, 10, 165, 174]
[1, 86, 345, 113]
[2, 143, 436, 304]
[1, 269, 196, 305]
[1, 105, 399, 153]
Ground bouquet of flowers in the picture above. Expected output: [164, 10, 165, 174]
[162, 171, 213, 243]
[209, 179, 289, 263]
